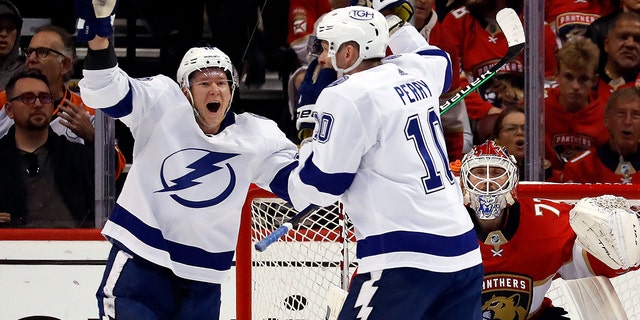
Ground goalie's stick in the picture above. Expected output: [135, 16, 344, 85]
[255, 8, 525, 253]
[438, 7, 525, 115]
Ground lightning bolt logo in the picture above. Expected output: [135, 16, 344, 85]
[156, 148, 239, 208]
[354, 271, 381, 320]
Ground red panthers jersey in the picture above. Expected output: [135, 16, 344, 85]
[545, 0, 614, 45]
[544, 86, 608, 170]
[561, 145, 640, 184]
[476, 198, 632, 318]
[433, 6, 558, 118]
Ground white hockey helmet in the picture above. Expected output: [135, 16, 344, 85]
[460, 140, 519, 220]
[315, 6, 388, 74]
[176, 47, 239, 91]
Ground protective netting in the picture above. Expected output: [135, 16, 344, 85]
[250, 198, 356, 320]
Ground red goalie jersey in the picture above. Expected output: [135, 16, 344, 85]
[475, 197, 635, 319]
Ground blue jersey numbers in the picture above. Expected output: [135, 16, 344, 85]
[405, 109, 454, 194]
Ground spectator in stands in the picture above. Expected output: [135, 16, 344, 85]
[491, 107, 525, 179]
[562, 87, 640, 184]
[0, 70, 94, 228]
[0, 25, 126, 177]
[587, 0, 640, 72]
[545, 0, 614, 46]
[412, 0, 473, 161]
[432, 0, 558, 145]
[0, 0, 24, 89]
[288, 0, 332, 67]
[460, 139, 640, 319]
[545, 38, 607, 171]
[595, 11, 640, 101]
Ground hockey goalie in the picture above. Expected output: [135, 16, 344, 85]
[460, 140, 640, 319]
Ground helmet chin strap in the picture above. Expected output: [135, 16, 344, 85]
[332, 55, 364, 78]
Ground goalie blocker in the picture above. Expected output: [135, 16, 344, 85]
[570, 195, 640, 270]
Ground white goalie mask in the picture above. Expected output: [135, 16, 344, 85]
[460, 140, 519, 220]
[315, 6, 388, 75]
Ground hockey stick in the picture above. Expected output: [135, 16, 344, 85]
[439, 7, 525, 115]
[255, 8, 525, 253]
[254, 204, 320, 252]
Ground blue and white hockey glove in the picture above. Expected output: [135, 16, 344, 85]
[75, 0, 118, 42]
[296, 104, 317, 141]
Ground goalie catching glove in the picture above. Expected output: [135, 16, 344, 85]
[75, 0, 119, 42]
[570, 195, 640, 270]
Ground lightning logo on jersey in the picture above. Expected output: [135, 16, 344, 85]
[157, 148, 240, 208]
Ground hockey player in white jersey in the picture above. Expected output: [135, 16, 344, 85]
[74, 0, 298, 318]
[285, 6, 483, 319]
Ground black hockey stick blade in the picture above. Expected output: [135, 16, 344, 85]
[439, 7, 525, 115]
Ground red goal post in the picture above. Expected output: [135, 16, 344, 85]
[236, 182, 640, 320]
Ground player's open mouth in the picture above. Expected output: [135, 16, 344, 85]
[207, 102, 221, 112]
[516, 140, 525, 147]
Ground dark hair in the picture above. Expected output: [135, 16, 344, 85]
[5, 69, 50, 98]
[491, 107, 525, 139]
[33, 24, 77, 81]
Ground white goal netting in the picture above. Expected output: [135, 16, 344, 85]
[238, 183, 640, 320]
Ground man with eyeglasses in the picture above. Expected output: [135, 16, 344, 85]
[0, 70, 95, 228]
[0, 24, 126, 178]
[562, 86, 640, 184]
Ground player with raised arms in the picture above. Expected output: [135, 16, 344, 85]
[460, 140, 640, 319]
[282, 6, 483, 319]
[74, 0, 298, 318]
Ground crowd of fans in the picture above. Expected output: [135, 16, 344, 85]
[1, 0, 639, 228]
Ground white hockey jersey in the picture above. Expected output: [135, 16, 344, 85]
[287, 26, 482, 274]
[79, 67, 298, 284]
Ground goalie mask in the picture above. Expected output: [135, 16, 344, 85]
[315, 6, 388, 75]
[460, 140, 519, 220]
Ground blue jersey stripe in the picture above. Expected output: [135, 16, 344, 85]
[300, 153, 355, 196]
[356, 228, 478, 258]
[109, 205, 235, 270]
[269, 161, 299, 203]
[101, 82, 134, 118]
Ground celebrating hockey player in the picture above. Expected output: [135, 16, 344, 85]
[74, 0, 298, 318]
[284, 6, 483, 319]
[460, 140, 640, 319]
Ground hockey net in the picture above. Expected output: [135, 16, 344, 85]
[235, 183, 640, 320]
